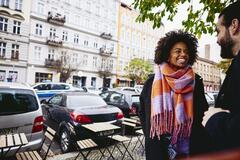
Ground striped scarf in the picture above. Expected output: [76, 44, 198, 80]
[150, 63, 195, 144]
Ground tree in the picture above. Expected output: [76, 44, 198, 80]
[45, 55, 77, 82]
[124, 58, 153, 84]
[217, 59, 232, 73]
[132, 0, 235, 37]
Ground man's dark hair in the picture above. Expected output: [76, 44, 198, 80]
[154, 30, 198, 65]
[219, 1, 240, 27]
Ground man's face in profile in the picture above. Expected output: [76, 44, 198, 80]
[216, 16, 234, 58]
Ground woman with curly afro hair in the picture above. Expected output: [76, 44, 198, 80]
[139, 30, 213, 160]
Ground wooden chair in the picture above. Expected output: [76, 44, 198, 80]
[66, 123, 101, 160]
[16, 127, 56, 160]
[107, 135, 134, 160]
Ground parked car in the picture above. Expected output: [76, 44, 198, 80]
[99, 90, 140, 117]
[205, 92, 215, 106]
[33, 82, 84, 101]
[81, 86, 102, 95]
[0, 82, 44, 156]
[134, 85, 143, 93]
[114, 87, 139, 93]
[206, 91, 219, 101]
[41, 91, 123, 153]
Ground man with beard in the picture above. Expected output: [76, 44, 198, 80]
[202, 1, 240, 151]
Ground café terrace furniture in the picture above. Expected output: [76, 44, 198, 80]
[80, 122, 121, 160]
[0, 133, 28, 158]
[16, 127, 56, 160]
[108, 134, 134, 160]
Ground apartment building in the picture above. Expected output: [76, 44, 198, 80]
[27, 0, 119, 88]
[193, 45, 221, 91]
[0, 0, 30, 82]
[117, 2, 164, 86]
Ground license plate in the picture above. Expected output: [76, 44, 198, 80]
[0, 127, 18, 135]
[98, 130, 114, 136]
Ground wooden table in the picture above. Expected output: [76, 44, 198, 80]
[82, 122, 120, 136]
[0, 133, 28, 158]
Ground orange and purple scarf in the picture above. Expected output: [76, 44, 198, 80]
[150, 63, 195, 144]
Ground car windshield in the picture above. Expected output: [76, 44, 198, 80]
[67, 95, 107, 108]
[0, 89, 38, 115]
[131, 95, 140, 103]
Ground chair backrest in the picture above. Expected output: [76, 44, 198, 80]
[42, 127, 56, 160]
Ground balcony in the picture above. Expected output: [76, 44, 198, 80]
[99, 47, 113, 56]
[100, 32, 112, 40]
[45, 59, 61, 68]
[46, 37, 63, 47]
[11, 51, 19, 60]
[47, 11, 66, 26]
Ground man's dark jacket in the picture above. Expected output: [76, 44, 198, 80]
[139, 74, 212, 160]
[205, 52, 240, 151]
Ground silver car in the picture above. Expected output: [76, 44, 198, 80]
[0, 82, 44, 156]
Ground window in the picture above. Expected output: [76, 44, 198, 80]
[11, 44, 19, 59]
[109, 59, 113, 69]
[0, 42, 6, 58]
[48, 49, 55, 60]
[61, 51, 67, 63]
[49, 95, 63, 105]
[91, 77, 96, 87]
[74, 34, 79, 44]
[83, 55, 88, 66]
[35, 72, 52, 83]
[34, 46, 41, 60]
[92, 56, 97, 68]
[37, 2, 44, 14]
[62, 31, 68, 41]
[0, 70, 6, 81]
[0, 17, 8, 32]
[93, 42, 98, 49]
[35, 23, 42, 36]
[49, 27, 56, 38]
[0, 0, 9, 7]
[84, 40, 88, 47]
[15, 0, 22, 11]
[8, 71, 18, 82]
[13, 20, 21, 34]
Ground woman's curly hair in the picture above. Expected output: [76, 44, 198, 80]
[154, 30, 198, 65]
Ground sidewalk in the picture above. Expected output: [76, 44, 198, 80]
[48, 137, 146, 160]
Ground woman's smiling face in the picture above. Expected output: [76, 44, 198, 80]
[168, 41, 190, 71]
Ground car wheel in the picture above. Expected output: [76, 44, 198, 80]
[60, 128, 72, 153]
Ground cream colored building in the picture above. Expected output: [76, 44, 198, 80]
[193, 56, 221, 91]
[0, 0, 31, 82]
[116, 2, 164, 86]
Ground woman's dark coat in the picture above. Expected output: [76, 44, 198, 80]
[139, 74, 212, 160]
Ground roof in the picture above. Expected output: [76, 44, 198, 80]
[57, 91, 97, 96]
[0, 82, 32, 90]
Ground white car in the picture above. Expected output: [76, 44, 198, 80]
[81, 86, 102, 95]
[0, 82, 44, 156]
[33, 82, 84, 101]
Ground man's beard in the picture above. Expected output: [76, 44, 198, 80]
[220, 31, 234, 58]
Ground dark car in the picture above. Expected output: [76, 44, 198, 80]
[99, 90, 140, 117]
[41, 92, 123, 153]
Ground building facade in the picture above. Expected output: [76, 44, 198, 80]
[193, 57, 221, 91]
[116, 2, 164, 86]
[27, 0, 119, 88]
[0, 0, 30, 82]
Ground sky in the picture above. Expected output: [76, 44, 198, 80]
[121, 0, 222, 62]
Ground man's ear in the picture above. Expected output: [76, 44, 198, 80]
[231, 18, 240, 34]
